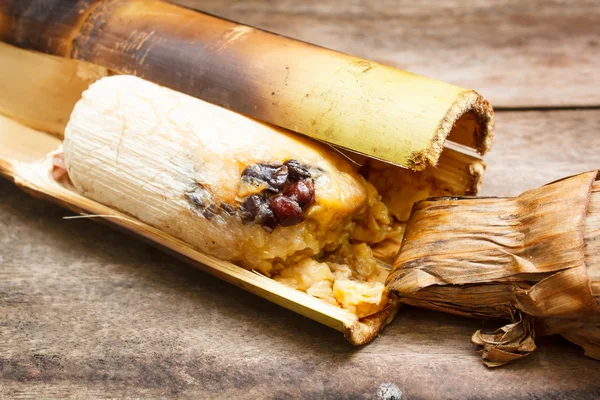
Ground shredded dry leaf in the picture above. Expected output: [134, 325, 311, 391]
[472, 314, 536, 367]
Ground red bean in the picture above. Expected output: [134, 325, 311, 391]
[269, 196, 304, 226]
[283, 179, 315, 210]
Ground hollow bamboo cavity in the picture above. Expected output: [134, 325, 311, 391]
[0, 0, 493, 170]
[387, 171, 600, 366]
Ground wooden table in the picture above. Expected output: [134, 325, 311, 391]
[1, 1, 599, 398]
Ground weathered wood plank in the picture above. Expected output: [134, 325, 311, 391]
[1, 110, 599, 398]
[171, 0, 600, 108]
[482, 109, 600, 195]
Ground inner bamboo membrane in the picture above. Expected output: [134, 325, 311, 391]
[1, 43, 484, 319]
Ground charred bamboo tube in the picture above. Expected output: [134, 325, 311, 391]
[387, 171, 600, 366]
[0, 0, 493, 171]
[0, 37, 485, 204]
[0, 38, 487, 221]
[0, 0, 493, 346]
[0, 40, 487, 345]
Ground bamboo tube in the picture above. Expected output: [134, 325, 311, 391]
[387, 171, 600, 366]
[0, 39, 487, 217]
[0, 0, 493, 171]
[0, 41, 488, 345]
[0, 39, 486, 218]
[0, 39, 484, 200]
[0, 2, 493, 346]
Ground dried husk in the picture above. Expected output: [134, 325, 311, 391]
[387, 171, 600, 366]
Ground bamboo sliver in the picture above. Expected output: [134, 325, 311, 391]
[0, 113, 400, 345]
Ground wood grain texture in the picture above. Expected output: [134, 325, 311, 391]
[2, 2, 600, 398]
[482, 110, 600, 196]
[171, 0, 600, 108]
[2, 111, 600, 399]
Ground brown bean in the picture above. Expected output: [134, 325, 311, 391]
[240, 194, 278, 231]
[240, 194, 264, 222]
[283, 179, 315, 209]
[255, 205, 278, 231]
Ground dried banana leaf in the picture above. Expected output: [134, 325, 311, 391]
[387, 171, 600, 366]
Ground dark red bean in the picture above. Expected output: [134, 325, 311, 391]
[269, 196, 304, 226]
[241, 164, 262, 180]
[283, 179, 315, 210]
[240, 194, 264, 222]
[238, 194, 276, 230]
[267, 165, 288, 191]
[237, 161, 313, 230]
